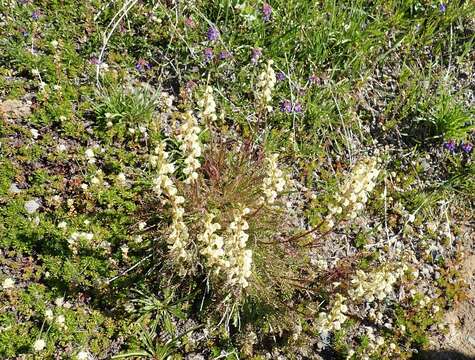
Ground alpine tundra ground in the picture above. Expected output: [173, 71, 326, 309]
[0, 1, 474, 359]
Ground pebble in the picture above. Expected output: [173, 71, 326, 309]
[24, 199, 40, 214]
[9, 183, 21, 194]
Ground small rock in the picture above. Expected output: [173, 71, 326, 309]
[25, 199, 40, 214]
[9, 183, 21, 194]
[0, 99, 32, 120]
[30, 128, 39, 139]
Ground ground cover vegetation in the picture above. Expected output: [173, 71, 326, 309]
[0, 0, 474, 359]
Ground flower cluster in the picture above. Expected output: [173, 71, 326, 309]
[177, 111, 202, 184]
[151, 142, 176, 196]
[280, 99, 303, 113]
[443, 139, 473, 153]
[67, 232, 93, 255]
[225, 206, 253, 289]
[326, 157, 380, 227]
[348, 265, 406, 303]
[260, 153, 286, 205]
[167, 194, 190, 274]
[256, 60, 276, 112]
[316, 294, 348, 333]
[262, 3, 272, 21]
[151, 142, 190, 271]
[197, 85, 217, 123]
[206, 26, 219, 41]
[198, 213, 226, 273]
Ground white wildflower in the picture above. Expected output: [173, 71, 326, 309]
[45, 309, 54, 321]
[326, 157, 380, 227]
[116, 172, 127, 186]
[225, 206, 253, 289]
[2, 277, 15, 290]
[261, 153, 286, 205]
[198, 213, 226, 273]
[56, 314, 66, 328]
[316, 294, 348, 334]
[177, 111, 202, 184]
[120, 244, 129, 259]
[197, 85, 217, 123]
[348, 265, 405, 303]
[84, 148, 95, 164]
[33, 339, 46, 352]
[256, 60, 276, 112]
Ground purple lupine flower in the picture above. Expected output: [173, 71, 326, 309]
[461, 142, 473, 154]
[443, 140, 457, 152]
[203, 47, 214, 62]
[31, 10, 40, 20]
[293, 102, 303, 113]
[262, 3, 272, 22]
[251, 48, 262, 65]
[439, 3, 446, 13]
[280, 100, 292, 113]
[276, 71, 286, 81]
[207, 26, 219, 41]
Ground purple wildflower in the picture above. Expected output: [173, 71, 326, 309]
[262, 3, 272, 22]
[461, 142, 473, 154]
[135, 59, 151, 72]
[439, 3, 446, 13]
[31, 10, 40, 20]
[219, 51, 232, 60]
[280, 100, 292, 113]
[207, 26, 219, 41]
[276, 71, 286, 81]
[443, 140, 457, 152]
[280, 100, 304, 113]
[203, 47, 214, 62]
[294, 102, 303, 113]
[309, 74, 321, 85]
[251, 48, 262, 65]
